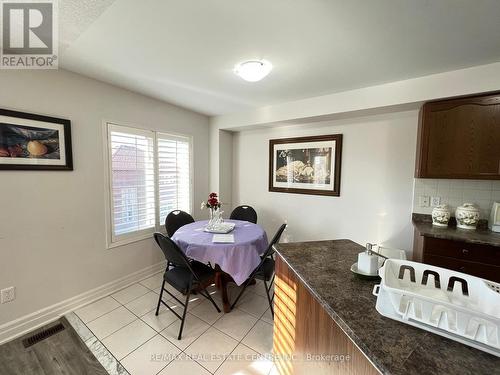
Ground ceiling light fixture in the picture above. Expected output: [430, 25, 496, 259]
[234, 60, 272, 82]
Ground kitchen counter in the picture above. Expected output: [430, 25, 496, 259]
[412, 213, 500, 247]
[274, 240, 500, 375]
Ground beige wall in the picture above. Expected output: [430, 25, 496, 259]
[232, 110, 418, 253]
[0, 69, 209, 325]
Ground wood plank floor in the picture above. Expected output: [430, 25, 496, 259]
[0, 317, 108, 375]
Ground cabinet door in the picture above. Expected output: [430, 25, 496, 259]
[416, 93, 500, 179]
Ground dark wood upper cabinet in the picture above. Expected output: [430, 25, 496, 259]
[415, 92, 500, 179]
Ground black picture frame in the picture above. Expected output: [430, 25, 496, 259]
[0, 108, 73, 171]
[269, 134, 342, 196]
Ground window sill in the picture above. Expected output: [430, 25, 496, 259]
[106, 232, 154, 250]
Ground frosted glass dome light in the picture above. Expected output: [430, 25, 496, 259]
[234, 60, 272, 82]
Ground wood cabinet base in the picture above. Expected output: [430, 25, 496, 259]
[273, 256, 379, 375]
[413, 231, 500, 283]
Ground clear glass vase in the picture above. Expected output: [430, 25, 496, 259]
[207, 207, 216, 229]
[207, 207, 223, 229]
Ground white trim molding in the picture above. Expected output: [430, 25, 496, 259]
[0, 261, 166, 345]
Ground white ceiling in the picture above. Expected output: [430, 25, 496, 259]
[61, 0, 500, 116]
[60, 0, 116, 52]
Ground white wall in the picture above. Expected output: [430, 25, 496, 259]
[0, 69, 209, 326]
[208, 124, 233, 209]
[232, 110, 418, 253]
[218, 130, 233, 208]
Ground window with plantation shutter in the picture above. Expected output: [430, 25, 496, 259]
[157, 134, 191, 225]
[106, 123, 192, 246]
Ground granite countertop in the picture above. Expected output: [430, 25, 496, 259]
[412, 213, 500, 247]
[275, 240, 500, 375]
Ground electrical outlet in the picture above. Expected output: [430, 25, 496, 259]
[431, 196, 441, 207]
[419, 196, 430, 207]
[1, 287, 15, 304]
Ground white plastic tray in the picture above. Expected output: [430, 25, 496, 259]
[373, 259, 500, 357]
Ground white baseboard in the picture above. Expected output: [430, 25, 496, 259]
[0, 261, 166, 345]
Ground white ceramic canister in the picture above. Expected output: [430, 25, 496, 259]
[432, 205, 451, 227]
[455, 203, 480, 230]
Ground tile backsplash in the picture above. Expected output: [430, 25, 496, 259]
[413, 179, 500, 219]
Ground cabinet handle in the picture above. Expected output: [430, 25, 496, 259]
[462, 249, 469, 255]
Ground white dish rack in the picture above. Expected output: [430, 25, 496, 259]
[373, 259, 500, 357]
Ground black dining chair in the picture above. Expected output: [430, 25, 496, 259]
[229, 205, 258, 224]
[230, 223, 287, 317]
[165, 210, 194, 237]
[153, 233, 221, 340]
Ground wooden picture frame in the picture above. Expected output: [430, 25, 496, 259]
[269, 134, 342, 196]
[0, 108, 73, 170]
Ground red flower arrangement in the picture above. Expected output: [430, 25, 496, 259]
[201, 192, 221, 210]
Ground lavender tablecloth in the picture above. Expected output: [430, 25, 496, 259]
[171, 220, 268, 285]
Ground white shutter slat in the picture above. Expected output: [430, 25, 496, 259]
[157, 133, 191, 224]
[107, 125, 191, 243]
[109, 126, 156, 238]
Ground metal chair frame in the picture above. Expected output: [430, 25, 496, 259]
[153, 233, 221, 339]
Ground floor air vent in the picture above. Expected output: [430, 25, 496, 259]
[22, 323, 65, 348]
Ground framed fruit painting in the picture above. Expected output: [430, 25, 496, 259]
[0, 109, 73, 170]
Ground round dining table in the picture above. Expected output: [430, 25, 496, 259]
[171, 219, 268, 312]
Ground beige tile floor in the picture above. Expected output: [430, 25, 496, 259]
[74, 273, 275, 375]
